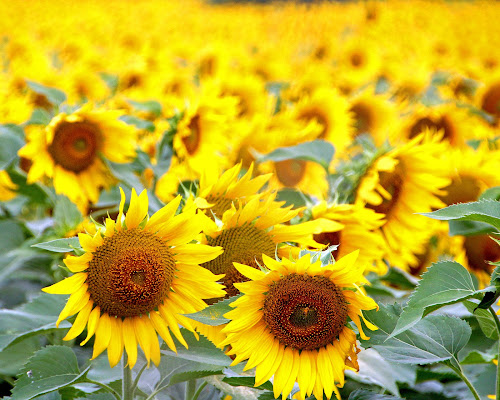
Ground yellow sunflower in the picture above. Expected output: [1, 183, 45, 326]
[311, 202, 388, 275]
[42, 188, 225, 368]
[221, 252, 378, 400]
[0, 170, 17, 201]
[475, 76, 500, 125]
[200, 194, 338, 300]
[18, 104, 137, 209]
[355, 135, 451, 271]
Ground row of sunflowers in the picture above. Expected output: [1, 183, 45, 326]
[1, 0, 500, 399]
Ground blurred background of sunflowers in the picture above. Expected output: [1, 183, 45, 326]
[2, 0, 500, 399]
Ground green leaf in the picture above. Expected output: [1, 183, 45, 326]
[99, 73, 119, 94]
[26, 108, 52, 126]
[275, 188, 308, 208]
[463, 300, 499, 340]
[490, 265, 500, 288]
[119, 115, 155, 132]
[380, 267, 418, 289]
[0, 249, 53, 283]
[298, 246, 337, 267]
[0, 128, 24, 169]
[222, 376, 273, 392]
[461, 349, 496, 364]
[448, 220, 496, 236]
[53, 196, 83, 236]
[388, 261, 479, 338]
[127, 99, 162, 118]
[258, 140, 335, 170]
[348, 389, 404, 400]
[480, 186, 500, 201]
[26, 80, 66, 107]
[12, 346, 89, 400]
[362, 304, 471, 368]
[184, 295, 240, 326]
[0, 337, 41, 376]
[161, 328, 231, 367]
[475, 289, 500, 309]
[32, 237, 81, 253]
[0, 220, 25, 253]
[0, 293, 70, 351]
[421, 200, 500, 231]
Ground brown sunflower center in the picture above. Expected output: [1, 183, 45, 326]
[298, 109, 329, 138]
[201, 223, 276, 299]
[87, 228, 176, 317]
[366, 169, 403, 216]
[236, 144, 256, 170]
[313, 230, 341, 259]
[275, 159, 307, 187]
[263, 273, 348, 350]
[351, 102, 374, 136]
[205, 194, 234, 220]
[440, 175, 481, 206]
[182, 114, 201, 155]
[464, 234, 500, 275]
[481, 82, 500, 122]
[350, 52, 364, 68]
[408, 116, 456, 143]
[48, 121, 101, 173]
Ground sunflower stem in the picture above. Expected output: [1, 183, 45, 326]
[192, 381, 208, 400]
[122, 355, 134, 400]
[488, 307, 500, 400]
[446, 362, 481, 400]
[85, 379, 121, 400]
[185, 379, 197, 400]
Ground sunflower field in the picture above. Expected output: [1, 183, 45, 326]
[2, 0, 500, 399]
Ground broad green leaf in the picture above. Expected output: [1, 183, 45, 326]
[0, 293, 70, 351]
[11, 346, 89, 400]
[222, 376, 273, 392]
[0, 249, 53, 283]
[99, 73, 119, 94]
[380, 267, 418, 289]
[389, 261, 478, 338]
[26, 108, 52, 126]
[463, 300, 499, 340]
[32, 237, 81, 253]
[169, 368, 223, 386]
[119, 115, 155, 132]
[26, 80, 66, 107]
[275, 188, 308, 208]
[0, 129, 24, 169]
[258, 140, 335, 170]
[448, 220, 496, 236]
[490, 264, 500, 288]
[421, 200, 500, 231]
[348, 389, 404, 400]
[0, 220, 25, 253]
[363, 304, 471, 368]
[53, 196, 83, 236]
[161, 328, 231, 366]
[415, 368, 460, 383]
[461, 350, 495, 364]
[480, 186, 500, 201]
[0, 337, 41, 376]
[75, 394, 115, 400]
[127, 99, 162, 117]
[184, 295, 240, 326]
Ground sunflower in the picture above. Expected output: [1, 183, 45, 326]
[42, 188, 225, 368]
[355, 135, 451, 271]
[221, 252, 378, 400]
[18, 104, 137, 209]
[311, 202, 388, 275]
[194, 162, 271, 220]
[476, 78, 500, 125]
[0, 170, 17, 201]
[200, 194, 338, 300]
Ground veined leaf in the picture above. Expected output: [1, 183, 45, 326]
[11, 346, 89, 400]
[348, 389, 404, 400]
[421, 200, 500, 231]
[258, 140, 335, 170]
[463, 300, 499, 340]
[479, 186, 500, 201]
[388, 261, 480, 338]
[53, 195, 83, 236]
[26, 80, 66, 107]
[32, 237, 81, 253]
[0, 128, 24, 169]
[184, 295, 240, 326]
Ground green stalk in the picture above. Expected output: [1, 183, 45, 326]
[122, 354, 134, 400]
[192, 381, 208, 400]
[447, 362, 481, 400]
[185, 379, 197, 400]
[85, 379, 121, 400]
[489, 307, 500, 400]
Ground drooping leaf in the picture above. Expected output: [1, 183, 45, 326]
[26, 80, 67, 107]
[463, 300, 499, 340]
[275, 188, 308, 209]
[53, 196, 83, 236]
[26, 108, 52, 126]
[11, 346, 89, 400]
[348, 389, 404, 400]
[258, 140, 335, 170]
[0, 293, 70, 351]
[388, 261, 479, 338]
[421, 200, 500, 231]
[362, 304, 471, 368]
[448, 220, 496, 236]
[0, 128, 24, 169]
[380, 267, 418, 289]
[32, 237, 81, 253]
[184, 295, 240, 326]
[461, 349, 496, 364]
[475, 289, 500, 310]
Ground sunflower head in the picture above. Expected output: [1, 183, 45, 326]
[222, 251, 378, 400]
[42, 188, 225, 368]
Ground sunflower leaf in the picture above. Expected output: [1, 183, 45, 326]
[420, 200, 500, 231]
[26, 80, 67, 107]
[388, 261, 482, 339]
[11, 345, 90, 400]
[32, 237, 82, 253]
[184, 295, 240, 326]
[222, 376, 273, 391]
[348, 389, 404, 400]
[479, 186, 500, 201]
[362, 304, 471, 368]
[53, 195, 83, 236]
[463, 301, 499, 340]
[257, 139, 335, 171]
[0, 127, 24, 169]
[127, 99, 163, 118]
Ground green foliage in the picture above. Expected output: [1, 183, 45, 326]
[127, 99, 163, 118]
[0, 126, 24, 169]
[463, 301, 499, 340]
[32, 237, 81, 253]
[184, 296, 239, 326]
[11, 346, 89, 400]
[258, 140, 335, 171]
[348, 389, 404, 400]
[53, 195, 83, 236]
[25, 80, 67, 107]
